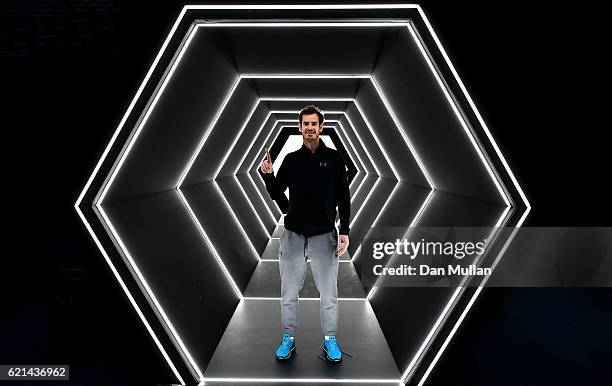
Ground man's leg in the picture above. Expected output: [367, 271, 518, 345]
[308, 230, 340, 336]
[279, 229, 308, 335]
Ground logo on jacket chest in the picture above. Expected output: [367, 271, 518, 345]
[319, 161, 327, 167]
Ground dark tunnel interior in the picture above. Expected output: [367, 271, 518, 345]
[77, 7, 529, 385]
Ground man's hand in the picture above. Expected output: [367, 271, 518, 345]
[338, 235, 349, 256]
[260, 147, 273, 174]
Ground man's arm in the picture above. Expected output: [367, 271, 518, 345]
[261, 149, 290, 213]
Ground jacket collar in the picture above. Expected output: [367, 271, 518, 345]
[300, 139, 327, 155]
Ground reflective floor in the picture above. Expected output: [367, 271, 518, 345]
[95, 180, 513, 384]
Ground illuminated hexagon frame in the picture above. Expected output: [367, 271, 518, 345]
[74, 4, 531, 385]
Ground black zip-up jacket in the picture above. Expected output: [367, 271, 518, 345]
[262, 140, 350, 236]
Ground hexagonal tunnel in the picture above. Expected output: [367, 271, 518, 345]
[76, 6, 529, 386]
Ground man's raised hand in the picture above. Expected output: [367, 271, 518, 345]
[260, 147, 273, 174]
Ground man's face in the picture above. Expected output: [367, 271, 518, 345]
[299, 113, 323, 142]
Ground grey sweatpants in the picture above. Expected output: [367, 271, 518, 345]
[278, 228, 339, 336]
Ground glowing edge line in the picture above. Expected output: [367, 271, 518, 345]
[248, 120, 295, 216]
[177, 189, 243, 299]
[363, 188, 434, 290]
[408, 5, 532, 384]
[74, 207, 186, 384]
[97, 205, 204, 380]
[416, 213, 526, 386]
[403, 23, 506, 205]
[77, 8, 530, 384]
[73, 6, 469, 385]
[74, 7, 191, 383]
[415, 5, 530, 211]
[185, 4, 419, 10]
[211, 99, 271, 236]
[400, 205, 512, 384]
[369, 77, 434, 189]
[177, 74, 241, 188]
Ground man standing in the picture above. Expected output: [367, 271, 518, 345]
[261, 104, 350, 362]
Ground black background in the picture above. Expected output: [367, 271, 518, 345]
[2, 1, 611, 385]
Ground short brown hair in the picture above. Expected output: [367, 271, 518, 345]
[298, 104, 324, 125]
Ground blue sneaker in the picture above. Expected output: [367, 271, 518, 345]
[323, 335, 342, 362]
[275, 332, 296, 360]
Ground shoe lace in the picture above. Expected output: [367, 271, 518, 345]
[281, 335, 293, 348]
[327, 336, 339, 351]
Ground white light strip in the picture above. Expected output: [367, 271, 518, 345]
[259, 258, 353, 263]
[243, 297, 367, 301]
[74, 8, 531, 385]
[234, 111, 273, 176]
[212, 98, 260, 181]
[403, 286, 461, 384]
[177, 75, 242, 188]
[416, 287, 479, 386]
[344, 113, 381, 176]
[349, 177, 382, 229]
[416, 5, 531, 211]
[326, 121, 364, 180]
[352, 101, 401, 181]
[75, 7, 190, 383]
[404, 23, 506, 204]
[262, 97, 353, 101]
[97, 206, 203, 380]
[405, 8, 532, 383]
[212, 180, 261, 261]
[326, 121, 365, 193]
[197, 22, 409, 27]
[231, 112, 280, 223]
[185, 4, 418, 9]
[177, 189, 243, 299]
[370, 76, 434, 189]
[342, 112, 385, 227]
[249, 120, 290, 215]
[400, 205, 513, 383]
[233, 175, 272, 236]
[75, 6, 188, 209]
[242, 74, 370, 78]
[337, 121, 367, 176]
[415, 206, 525, 386]
[247, 172, 278, 224]
[98, 25, 202, 204]
[199, 98, 273, 237]
[74, 207, 186, 384]
[202, 377, 399, 383]
[366, 189, 435, 298]
[337, 121, 371, 200]
[369, 183, 400, 227]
